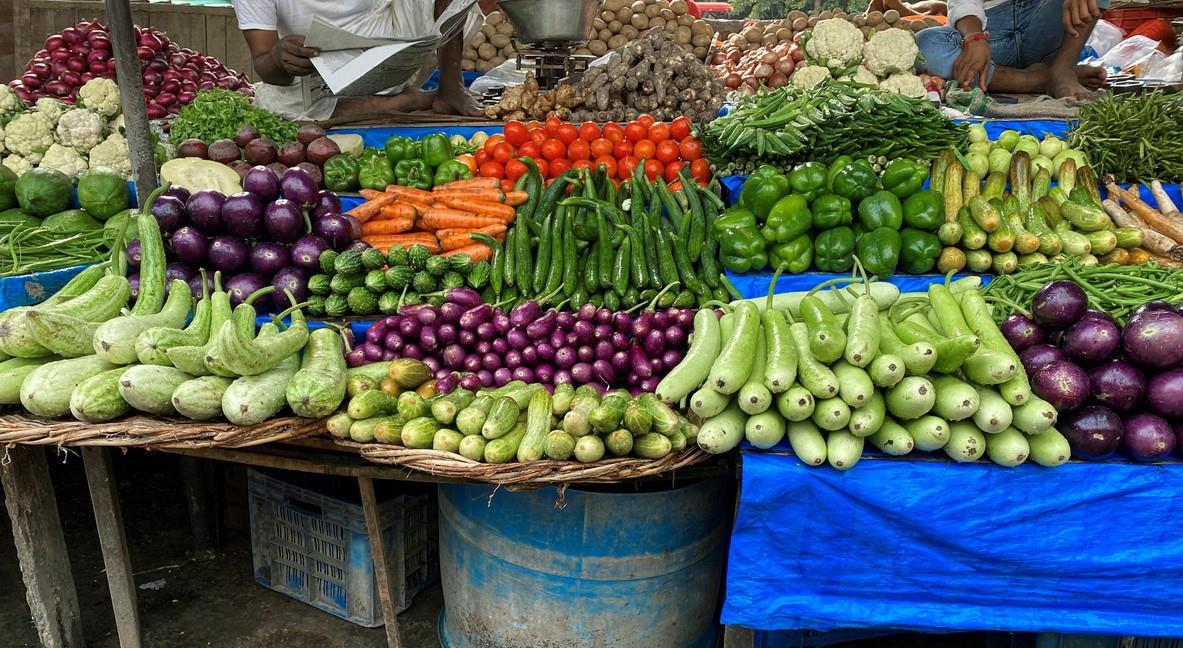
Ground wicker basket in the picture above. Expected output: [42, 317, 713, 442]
[0, 414, 324, 449]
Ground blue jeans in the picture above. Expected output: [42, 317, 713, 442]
[916, 0, 1106, 85]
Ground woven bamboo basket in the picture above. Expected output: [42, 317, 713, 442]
[0, 414, 324, 449]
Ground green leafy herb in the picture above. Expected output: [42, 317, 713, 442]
[168, 89, 298, 144]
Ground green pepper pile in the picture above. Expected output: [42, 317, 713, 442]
[716, 156, 944, 277]
[322, 132, 474, 193]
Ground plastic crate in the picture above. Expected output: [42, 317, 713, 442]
[1103, 7, 1183, 31]
[247, 469, 439, 627]
[755, 629, 902, 647]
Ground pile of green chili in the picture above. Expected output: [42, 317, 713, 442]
[0, 224, 110, 277]
[1067, 91, 1183, 184]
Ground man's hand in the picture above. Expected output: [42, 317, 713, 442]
[1063, 0, 1102, 37]
[952, 38, 991, 91]
[272, 35, 318, 77]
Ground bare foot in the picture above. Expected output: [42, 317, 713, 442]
[1076, 64, 1107, 91]
[393, 88, 436, 112]
[433, 82, 484, 117]
[1048, 67, 1100, 100]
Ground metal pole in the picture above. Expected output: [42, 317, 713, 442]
[102, 0, 157, 204]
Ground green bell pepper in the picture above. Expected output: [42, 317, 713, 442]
[358, 149, 395, 191]
[899, 228, 942, 274]
[421, 133, 455, 169]
[323, 154, 360, 193]
[770, 234, 813, 274]
[788, 162, 827, 202]
[902, 190, 944, 231]
[813, 226, 856, 272]
[384, 136, 417, 164]
[738, 165, 790, 220]
[715, 206, 758, 234]
[811, 194, 852, 230]
[856, 227, 902, 277]
[762, 194, 812, 243]
[433, 159, 473, 185]
[857, 190, 904, 231]
[881, 159, 928, 199]
[394, 159, 431, 190]
[832, 159, 879, 203]
[827, 155, 854, 191]
[719, 225, 768, 273]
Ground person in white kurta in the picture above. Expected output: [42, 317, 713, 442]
[235, 0, 483, 119]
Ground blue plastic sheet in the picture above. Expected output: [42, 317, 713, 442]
[0, 264, 93, 311]
[724, 271, 986, 299]
[722, 453, 1183, 636]
[328, 124, 495, 149]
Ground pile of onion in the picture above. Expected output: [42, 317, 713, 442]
[10, 19, 252, 117]
[711, 42, 802, 94]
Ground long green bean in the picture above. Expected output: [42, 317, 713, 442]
[0, 225, 110, 277]
[1068, 92, 1183, 183]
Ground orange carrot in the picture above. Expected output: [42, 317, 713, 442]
[359, 189, 390, 201]
[362, 217, 415, 236]
[438, 196, 516, 221]
[430, 188, 506, 203]
[379, 202, 419, 221]
[364, 233, 441, 253]
[347, 193, 397, 223]
[434, 176, 500, 191]
[419, 208, 506, 231]
[503, 190, 529, 206]
[441, 242, 493, 261]
[438, 224, 507, 250]
[383, 185, 434, 202]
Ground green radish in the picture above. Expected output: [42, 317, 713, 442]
[945, 422, 986, 462]
[551, 383, 575, 415]
[878, 318, 936, 376]
[285, 328, 348, 418]
[485, 420, 528, 463]
[25, 310, 107, 358]
[690, 386, 730, 419]
[457, 395, 494, 436]
[21, 355, 119, 417]
[737, 333, 771, 415]
[744, 410, 786, 449]
[706, 302, 760, 395]
[972, 385, 1013, 433]
[130, 203, 166, 315]
[482, 397, 520, 439]
[400, 417, 440, 449]
[786, 420, 827, 466]
[848, 391, 886, 437]
[904, 415, 950, 451]
[696, 401, 747, 454]
[1012, 397, 1057, 435]
[544, 430, 576, 460]
[119, 365, 193, 416]
[1028, 427, 1071, 467]
[826, 430, 863, 470]
[800, 296, 846, 364]
[605, 429, 635, 456]
[776, 384, 815, 422]
[69, 366, 133, 422]
[459, 435, 488, 461]
[811, 396, 851, 432]
[634, 432, 673, 458]
[869, 419, 914, 456]
[885, 376, 935, 420]
[433, 429, 464, 454]
[517, 388, 554, 462]
[655, 308, 721, 403]
[0, 357, 55, 404]
[789, 322, 838, 399]
[93, 279, 192, 364]
[349, 417, 380, 442]
[326, 412, 354, 438]
[573, 434, 606, 463]
[373, 416, 405, 444]
[221, 338, 299, 425]
[930, 374, 980, 421]
[172, 376, 234, 421]
[762, 308, 796, 393]
[832, 360, 874, 409]
[843, 294, 880, 368]
[986, 426, 1030, 467]
[868, 353, 905, 388]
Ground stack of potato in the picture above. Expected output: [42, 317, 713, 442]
[462, 11, 516, 73]
[721, 9, 941, 54]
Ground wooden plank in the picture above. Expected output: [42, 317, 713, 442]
[359, 477, 403, 648]
[82, 447, 142, 648]
[179, 457, 217, 556]
[722, 626, 755, 648]
[0, 446, 85, 648]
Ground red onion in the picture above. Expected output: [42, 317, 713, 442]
[50, 49, 70, 62]
[146, 102, 167, 119]
[45, 36, 65, 50]
[79, 72, 94, 83]
[66, 57, 86, 73]
[105, 59, 117, 73]
[60, 27, 82, 44]
[87, 50, 109, 64]
[29, 62, 50, 78]
[161, 79, 180, 94]
[21, 75, 41, 90]
[137, 46, 154, 61]
[156, 92, 176, 107]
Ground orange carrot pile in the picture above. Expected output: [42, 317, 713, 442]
[346, 177, 516, 257]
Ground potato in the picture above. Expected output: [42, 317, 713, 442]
[616, 6, 633, 22]
[630, 0, 646, 12]
[853, 14, 867, 27]
[477, 42, 497, 59]
[490, 33, 511, 48]
[621, 24, 640, 39]
[486, 11, 504, 25]
[601, 10, 616, 22]
[461, 59, 475, 71]
[818, 10, 833, 19]
[761, 34, 777, 47]
[609, 19, 624, 32]
[670, 0, 689, 14]
[677, 14, 696, 26]
[489, 55, 506, 67]
[792, 17, 808, 30]
[476, 60, 493, 73]
[574, 47, 593, 55]
[788, 10, 806, 20]
[469, 31, 486, 46]
[607, 34, 629, 48]
[867, 10, 884, 24]
[780, 17, 794, 29]
[693, 45, 707, 60]
[603, 0, 625, 10]
[834, 9, 847, 18]
[659, 8, 675, 20]
[674, 25, 693, 44]
[481, 24, 497, 38]
[776, 27, 792, 41]
[807, 16, 819, 27]
[860, 25, 873, 37]
[691, 33, 711, 47]
[655, 0, 671, 9]
[502, 43, 516, 56]
[598, 28, 612, 41]
[589, 39, 608, 55]
[664, 20, 679, 33]
[742, 26, 761, 42]
[630, 13, 649, 29]
[691, 20, 713, 35]
[495, 22, 514, 35]
[884, 9, 900, 23]
[593, 17, 607, 30]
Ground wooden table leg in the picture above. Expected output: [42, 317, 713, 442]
[178, 457, 216, 556]
[359, 476, 402, 648]
[82, 447, 141, 648]
[722, 625, 755, 648]
[0, 445, 85, 647]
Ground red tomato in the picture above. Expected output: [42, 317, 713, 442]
[518, 141, 541, 159]
[613, 140, 634, 159]
[529, 129, 547, 145]
[635, 113, 656, 129]
[501, 178, 516, 192]
[648, 122, 670, 143]
[643, 159, 664, 182]
[618, 155, 640, 180]
[567, 139, 591, 161]
[474, 149, 491, 166]
[670, 116, 692, 141]
[503, 120, 529, 147]
[602, 122, 624, 143]
[483, 133, 505, 153]
[624, 122, 648, 144]
[590, 138, 613, 159]
[571, 159, 591, 171]
[504, 158, 529, 181]
[633, 139, 656, 163]
[492, 141, 515, 165]
[690, 158, 710, 183]
[578, 121, 601, 142]
[655, 140, 680, 164]
[556, 123, 579, 146]
[663, 160, 685, 183]
[479, 161, 505, 179]
[544, 116, 563, 136]
[593, 156, 618, 180]
[526, 120, 543, 131]
[549, 158, 572, 178]
[541, 138, 567, 161]
[678, 137, 703, 161]
[533, 157, 550, 178]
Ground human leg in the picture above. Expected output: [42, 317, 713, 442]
[332, 92, 435, 118]
[433, 0, 482, 115]
[1013, 0, 1106, 98]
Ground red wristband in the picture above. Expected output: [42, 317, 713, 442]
[961, 31, 989, 47]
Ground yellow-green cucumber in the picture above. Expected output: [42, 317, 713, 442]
[0, 264, 107, 358]
[930, 374, 980, 421]
[21, 355, 119, 417]
[373, 415, 406, 444]
[638, 392, 682, 435]
[130, 204, 166, 315]
[350, 417, 382, 442]
[69, 366, 134, 422]
[744, 410, 785, 449]
[634, 432, 673, 458]
[118, 365, 193, 416]
[904, 414, 950, 451]
[589, 391, 629, 433]
[775, 384, 815, 422]
[761, 308, 796, 393]
[786, 420, 827, 465]
[697, 401, 747, 454]
[94, 279, 192, 364]
[985, 426, 1029, 467]
[171, 376, 234, 421]
[551, 383, 576, 416]
[655, 308, 722, 403]
[605, 429, 634, 456]
[706, 302, 760, 395]
[459, 434, 488, 461]
[573, 434, 606, 463]
[482, 396, 521, 439]
[0, 357, 56, 404]
[136, 292, 212, 365]
[737, 332, 771, 415]
[848, 391, 886, 437]
[869, 418, 914, 456]
[433, 429, 464, 453]
[348, 388, 398, 419]
[543, 430, 575, 460]
[517, 388, 554, 462]
[285, 328, 348, 418]
[622, 400, 653, 435]
[843, 294, 880, 367]
[826, 430, 864, 470]
[430, 388, 476, 426]
[944, 421, 986, 462]
[1027, 427, 1070, 467]
[326, 412, 354, 438]
[485, 420, 527, 463]
[347, 361, 392, 382]
[456, 395, 494, 436]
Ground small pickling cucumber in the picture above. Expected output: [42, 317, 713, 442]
[459, 434, 488, 462]
[634, 432, 673, 459]
[119, 365, 194, 416]
[551, 383, 576, 416]
[482, 396, 520, 440]
[573, 434, 606, 463]
[326, 413, 354, 438]
[605, 429, 635, 456]
[485, 420, 528, 463]
[373, 416, 405, 444]
[543, 430, 576, 460]
[400, 417, 440, 449]
[456, 395, 494, 436]
[517, 388, 554, 463]
[622, 400, 653, 435]
[433, 429, 464, 454]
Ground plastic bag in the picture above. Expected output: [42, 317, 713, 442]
[1086, 19, 1125, 58]
[1142, 50, 1182, 82]
[1102, 35, 1162, 70]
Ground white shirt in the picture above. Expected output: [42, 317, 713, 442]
[947, 0, 1009, 31]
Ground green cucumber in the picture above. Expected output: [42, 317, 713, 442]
[285, 328, 348, 418]
[482, 397, 521, 439]
[634, 432, 673, 458]
[517, 388, 554, 462]
[373, 415, 406, 444]
[589, 391, 628, 433]
[69, 366, 134, 422]
[171, 376, 234, 421]
[433, 429, 464, 454]
[622, 400, 654, 435]
[544, 430, 576, 460]
[327, 412, 354, 438]
[348, 389, 399, 420]
[551, 383, 576, 416]
[456, 395, 494, 436]
[459, 434, 488, 461]
[401, 417, 440, 449]
[485, 420, 527, 463]
[349, 417, 380, 442]
[432, 389, 476, 425]
[118, 365, 193, 416]
[605, 429, 635, 456]
[397, 392, 429, 420]
[573, 434, 606, 463]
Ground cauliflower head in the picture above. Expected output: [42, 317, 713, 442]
[89, 132, 132, 178]
[791, 65, 832, 89]
[2, 154, 33, 177]
[78, 78, 120, 118]
[804, 19, 864, 70]
[864, 28, 920, 77]
[34, 98, 69, 126]
[109, 113, 125, 136]
[4, 112, 54, 164]
[56, 108, 105, 151]
[0, 86, 24, 128]
[39, 143, 88, 178]
[879, 72, 927, 98]
[843, 65, 879, 86]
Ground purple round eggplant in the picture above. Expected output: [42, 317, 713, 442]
[243, 165, 280, 201]
[312, 190, 341, 219]
[221, 192, 263, 238]
[169, 226, 209, 264]
[280, 167, 318, 205]
[1063, 405, 1123, 459]
[1062, 315, 1120, 364]
[207, 236, 250, 274]
[313, 214, 353, 249]
[271, 266, 309, 304]
[289, 235, 329, 271]
[1122, 413, 1176, 461]
[249, 241, 290, 275]
[1147, 368, 1183, 418]
[1031, 280, 1087, 330]
[151, 194, 187, 233]
[185, 190, 225, 232]
[1000, 313, 1045, 352]
[263, 199, 305, 243]
[224, 272, 269, 308]
[1020, 343, 1065, 375]
[1122, 310, 1183, 369]
[1088, 360, 1146, 412]
[125, 239, 142, 268]
[1031, 360, 1090, 412]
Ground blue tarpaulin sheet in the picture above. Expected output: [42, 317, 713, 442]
[722, 453, 1183, 636]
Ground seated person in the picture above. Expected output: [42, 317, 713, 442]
[235, 0, 484, 120]
[866, 0, 948, 18]
[915, 0, 1108, 99]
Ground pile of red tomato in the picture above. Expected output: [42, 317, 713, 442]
[466, 114, 709, 186]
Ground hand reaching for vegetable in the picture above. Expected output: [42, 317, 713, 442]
[953, 39, 991, 92]
[272, 35, 318, 77]
[1062, 0, 1102, 37]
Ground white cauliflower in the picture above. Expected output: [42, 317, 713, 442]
[2, 154, 33, 177]
[843, 65, 879, 86]
[109, 113, 125, 136]
[39, 143, 88, 177]
[864, 28, 920, 77]
[34, 98, 69, 126]
[56, 108, 105, 151]
[88, 132, 132, 178]
[0, 86, 24, 128]
[791, 65, 832, 89]
[4, 112, 54, 164]
[879, 72, 928, 98]
[804, 19, 864, 71]
[77, 78, 120, 118]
